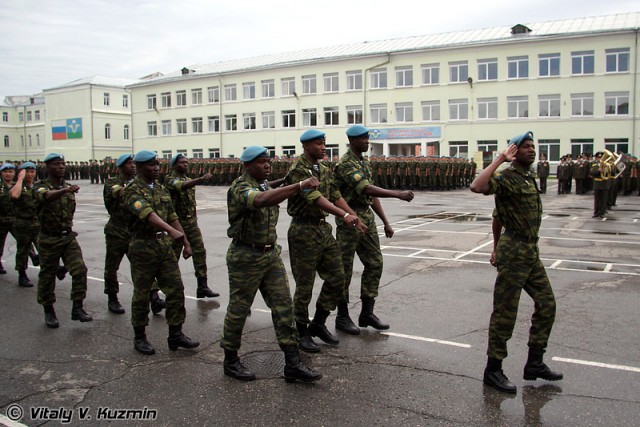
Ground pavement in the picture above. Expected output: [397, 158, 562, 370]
[1, 179, 639, 426]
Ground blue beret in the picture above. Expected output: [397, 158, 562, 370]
[43, 153, 64, 162]
[0, 163, 15, 171]
[116, 154, 134, 168]
[300, 129, 326, 143]
[346, 125, 369, 138]
[240, 146, 269, 163]
[19, 162, 36, 169]
[170, 153, 186, 167]
[133, 150, 158, 163]
[508, 131, 534, 147]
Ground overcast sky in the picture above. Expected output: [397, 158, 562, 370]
[0, 0, 637, 96]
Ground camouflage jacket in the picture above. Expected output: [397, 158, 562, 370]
[103, 175, 134, 239]
[227, 173, 278, 246]
[0, 180, 15, 224]
[332, 149, 373, 210]
[33, 178, 76, 234]
[123, 176, 178, 237]
[12, 183, 39, 228]
[164, 172, 197, 220]
[286, 155, 341, 219]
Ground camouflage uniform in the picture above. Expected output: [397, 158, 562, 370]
[164, 171, 208, 279]
[0, 180, 17, 270]
[12, 181, 39, 273]
[34, 178, 88, 306]
[486, 164, 556, 360]
[123, 176, 186, 327]
[221, 173, 297, 352]
[285, 156, 343, 325]
[332, 150, 383, 302]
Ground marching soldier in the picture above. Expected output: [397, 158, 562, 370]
[0, 163, 17, 275]
[123, 150, 199, 355]
[34, 153, 92, 328]
[164, 153, 219, 298]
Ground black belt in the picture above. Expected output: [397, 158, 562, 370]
[135, 231, 169, 240]
[504, 230, 539, 244]
[292, 217, 326, 226]
[233, 240, 275, 253]
[40, 229, 72, 237]
[349, 204, 370, 212]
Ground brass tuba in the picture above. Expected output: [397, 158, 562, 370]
[601, 149, 626, 179]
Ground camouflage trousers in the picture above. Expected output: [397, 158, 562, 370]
[104, 233, 161, 295]
[13, 221, 38, 271]
[172, 219, 207, 279]
[335, 208, 383, 303]
[0, 221, 15, 259]
[488, 235, 556, 360]
[221, 243, 298, 352]
[37, 232, 88, 306]
[288, 222, 343, 324]
[128, 235, 186, 327]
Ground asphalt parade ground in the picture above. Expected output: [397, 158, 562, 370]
[1, 179, 639, 426]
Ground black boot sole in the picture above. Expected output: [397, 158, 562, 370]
[283, 373, 323, 383]
[168, 341, 200, 351]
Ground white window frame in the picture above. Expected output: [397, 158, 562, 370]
[161, 92, 171, 108]
[507, 96, 529, 118]
[421, 101, 440, 122]
[323, 73, 339, 93]
[242, 82, 256, 100]
[449, 61, 468, 83]
[176, 90, 186, 107]
[346, 105, 363, 124]
[395, 66, 413, 87]
[162, 120, 172, 135]
[103, 93, 110, 106]
[192, 117, 203, 133]
[606, 48, 630, 73]
[147, 121, 157, 137]
[539, 53, 560, 77]
[123, 124, 129, 140]
[225, 114, 237, 131]
[421, 63, 439, 85]
[282, 110, 296, 128]
[191, 89, 202, 105]
[370, 68, 387, 89]
[571, 93, 594, 117]
[302, 75, 316, 94]
[192, 149, 204, 159]
[449, 141, 468, 158]
[207, 86, 219, 103]
[571, 51, 594, 75]
[243, 113, 256, 130]
[122, 95, 129, 108]
[395, 102, 413, 122]
[281, 78, 295, 96]
[477, 97, 498, 119]
[538, 95, 561, 118]
[262, 80, 275, 98]
[105, 123, 111, 139]
[370, 104, 387, 124]
[346, 71, 363, 91]
[147, 94, 157, 110]
[605, 92, 629, 115]
[224, 84, 237, 101]
[207, 116, 219, 132]
[324, 107, 339, 126]
[448, 99, 468, 120]
[176, 118, 187, 134]
[262, 111, 275, 129]
[477, 59, 498, 81]
[302, 108, 317, 127]
[507, 56, 529, 79]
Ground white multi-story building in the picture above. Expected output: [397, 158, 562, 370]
[0, 95, 46, 161]
[127, 12, 640, 163]
[2, 12, 639, 163]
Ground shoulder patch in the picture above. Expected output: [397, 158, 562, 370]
[36, 187, 47, 193]
[133, 200, 143, 211]
[172, 179, 180, 185]
[245, 189, 258, 198]
[353, 172, 362, 182]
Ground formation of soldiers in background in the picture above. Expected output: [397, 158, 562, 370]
[1, 152, 639, 195]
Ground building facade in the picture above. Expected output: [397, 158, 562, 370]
[0, 96, 46, 161]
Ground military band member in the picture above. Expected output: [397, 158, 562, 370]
[221, 146, 322, 382]
[123, 150, 199, 355]
[471, 131, 562, 394]
[34, 153, 92, 328]
[164, 153, 219, 298]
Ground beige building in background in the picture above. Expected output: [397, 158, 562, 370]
[0, 95, 46, 161]
[2, 12, 639, 164]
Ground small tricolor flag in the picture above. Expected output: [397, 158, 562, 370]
[51, 118, 83, 140]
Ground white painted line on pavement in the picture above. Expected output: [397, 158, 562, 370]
[0, 414, 28, 427]
[552, 357, 640, 373]
[604, 263, 613, 272]
[382, 332, 472, 348]
[549, 260, 563, 269]
[455, 239, 493, 260]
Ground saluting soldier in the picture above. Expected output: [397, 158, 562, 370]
[471, 131, 562, 394]
[164, 153, 219, 298]
[286, 130, 366, 352]
[221, 146, 322, 383]
[34, 153, 92, 328]
[9, 162, 40, 287]
[123, 150, 199, 355]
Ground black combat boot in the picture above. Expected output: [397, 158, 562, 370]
[149, 290, 165, 314]
[56, 265, 67, 280]
[296, 322, 320, 353]
[335, 302, 360, 335]
[0, 261, 6, 274]
[196, 277, 219, 298]
[358, 297, 390, 330]
[29, 248, 40, 266]
[483, 357, 517, 394]
[107, 293, 125, 314]
[18, 270, 33, 288]
[223, 349, 256, 381]
[167, 325, 200, 351]
[308, 308, 339, 345]
[71, 300, 93, 322]
[133, 326, 155, 355]
[44, 305, 59, 328]
[283, 350, 322, 383]
[523, 347, 564, 381]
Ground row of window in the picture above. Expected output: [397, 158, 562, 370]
[158, 145, 341, 160]
[450, 139, 629, 160]
[103, 124, 129, 140]
[145, 91, 630, 136]
[144, 47, 630, 109]
[102, 93, 129, 108]
[2, 134, 42, 148]
[3, 110, 42, 123]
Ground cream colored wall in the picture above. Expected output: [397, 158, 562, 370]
[0, 104, 46, 161]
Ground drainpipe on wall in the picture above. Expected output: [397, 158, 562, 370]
[632, 29, 638, 156]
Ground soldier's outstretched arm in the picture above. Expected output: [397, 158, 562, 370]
[253, 177, 319, 208]
[363, 184, 414, 202]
